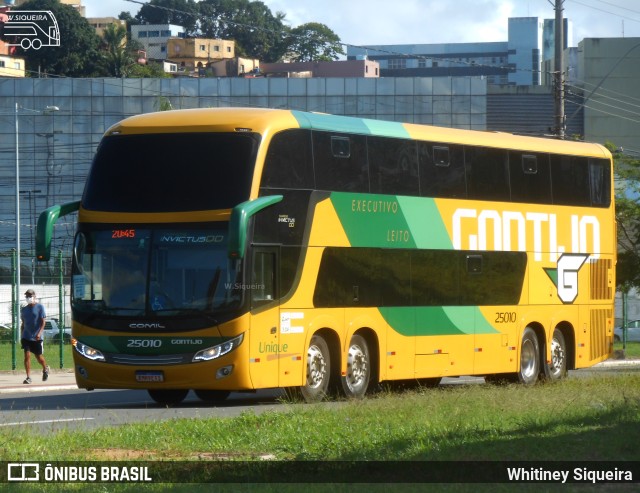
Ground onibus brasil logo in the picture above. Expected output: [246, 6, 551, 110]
[2, 10, 60, 50]
[544, 254, 589, 304]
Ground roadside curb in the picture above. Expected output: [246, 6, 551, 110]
[595, 358, 640, 367]
[0, 370, 77, 394]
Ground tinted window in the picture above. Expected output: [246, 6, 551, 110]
[380, 250, 411, 306]
[314, 132, 369, 192]
[411, 250, 460, 305]
[460, 251, 527, 305]
[314, 248, 381, 307]
[551, 155, 590, 206]
[465, 147, 509, 201]
[509, 152, 552, 204]
[314, 248, 526, 308]
[589, 158, 611, 207]
[262, 129, 314, 189]
[419, 143, 466, 198]
[369, 137, 419, 196]
[84, 133, 258, 212]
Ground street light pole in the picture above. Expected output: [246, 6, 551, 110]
[15, 102, 21, 327]
[14, 104, 59, 328]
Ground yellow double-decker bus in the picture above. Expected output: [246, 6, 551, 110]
[36, 108, 615, 405]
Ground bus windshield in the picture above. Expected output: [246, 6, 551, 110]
[82, 132, 259, 212]
[72, 227, 242, 318]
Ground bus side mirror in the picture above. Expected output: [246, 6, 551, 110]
[228, 195, 283, 259]
[36, 201, 80, 261]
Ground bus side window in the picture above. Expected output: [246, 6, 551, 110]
[589, 158, 611, 207]
[262, 129, 314, 189]
[465, 146, 510, 202]
[550, 155, 590, 206]
[314, 131, 369, 193]
[419, 143, 466, 198]
[368, 136, 419, 196]
[252, 251, 276, 307]
[509, 152, 551, 204]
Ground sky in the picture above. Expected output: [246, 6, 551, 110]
[82, 0, 640, 47]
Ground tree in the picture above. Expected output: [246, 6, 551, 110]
[136, 0, 199, 35]
[101, 23, 132, 77]
[287, 22, 344, 62]
[610, 143, 640, 292]
[198, 0, 289, 62]
[11, 0, 102, 76]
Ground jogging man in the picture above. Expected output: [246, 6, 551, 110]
[20, 289, 50, 384]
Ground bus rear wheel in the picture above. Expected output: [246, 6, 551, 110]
[341, 334, 371, 398]
[545, 328, 567, 381]
[300, 334, 331, 403]
[518, 327, 540, 385]
[194, 389, 231, 403]
[147, 389, 188, 406]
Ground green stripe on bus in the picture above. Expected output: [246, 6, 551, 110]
[397, 196, 453, 249]
[330, 192, 452, 249]
[379, 306, 498, 336]
[291, 110, 410, 139]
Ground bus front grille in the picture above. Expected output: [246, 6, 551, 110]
[109, 354, 190, 365]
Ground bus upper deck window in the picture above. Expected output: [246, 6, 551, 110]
[433, 146, 450, 167]
[523, 155, 538, 174]
[331, 136, 351, 158]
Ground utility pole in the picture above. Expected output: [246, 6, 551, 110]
[552, 0, 565, 138]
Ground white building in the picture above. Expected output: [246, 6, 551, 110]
[131, 24, 185, 61]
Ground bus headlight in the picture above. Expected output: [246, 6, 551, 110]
[193, 333, 244, 362]
[73, 339, 106, 362]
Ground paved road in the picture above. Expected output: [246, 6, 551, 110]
[1, 361, 638, 433]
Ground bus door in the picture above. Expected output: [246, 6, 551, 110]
[248, 247, 281, 389]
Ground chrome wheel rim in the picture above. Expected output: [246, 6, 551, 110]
[345, 343, 368, 391]
[307, 344, 327, 389]
[550, 336, 565, 376]
[521, 338, 537, 380]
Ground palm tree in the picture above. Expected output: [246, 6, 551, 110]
[102, 23, 133, 77]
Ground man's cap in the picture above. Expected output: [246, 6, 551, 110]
[24, 289, 35, 296]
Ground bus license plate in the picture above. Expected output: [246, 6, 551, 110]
[135, 371, 164, 383]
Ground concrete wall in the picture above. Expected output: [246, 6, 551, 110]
[579, 38, 640, 151]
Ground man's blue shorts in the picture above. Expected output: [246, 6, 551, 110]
[21, 339, 43, 356]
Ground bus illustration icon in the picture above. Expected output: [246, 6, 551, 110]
[3, 10, 60, 50]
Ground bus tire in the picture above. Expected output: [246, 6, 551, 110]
[300, 334, 331, 403]
[194, 389, 231, 403]
[545, 328, 568, 381]
[518, 327, 540, 385]
[341, 334, 371, 398]
[147, 389, 188, 406]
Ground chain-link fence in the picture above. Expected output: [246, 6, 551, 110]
[0, 250, 73, 370]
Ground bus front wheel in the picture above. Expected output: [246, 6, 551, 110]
[300, 334, 331, 403]
[341, 334, 371, 398]
[518, 327, 540, 385]
[147, 389, 188, 406]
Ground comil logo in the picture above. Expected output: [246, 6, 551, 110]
[2, 10, 60, 50]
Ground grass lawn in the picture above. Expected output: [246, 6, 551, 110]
[0, 341, 74, 371]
